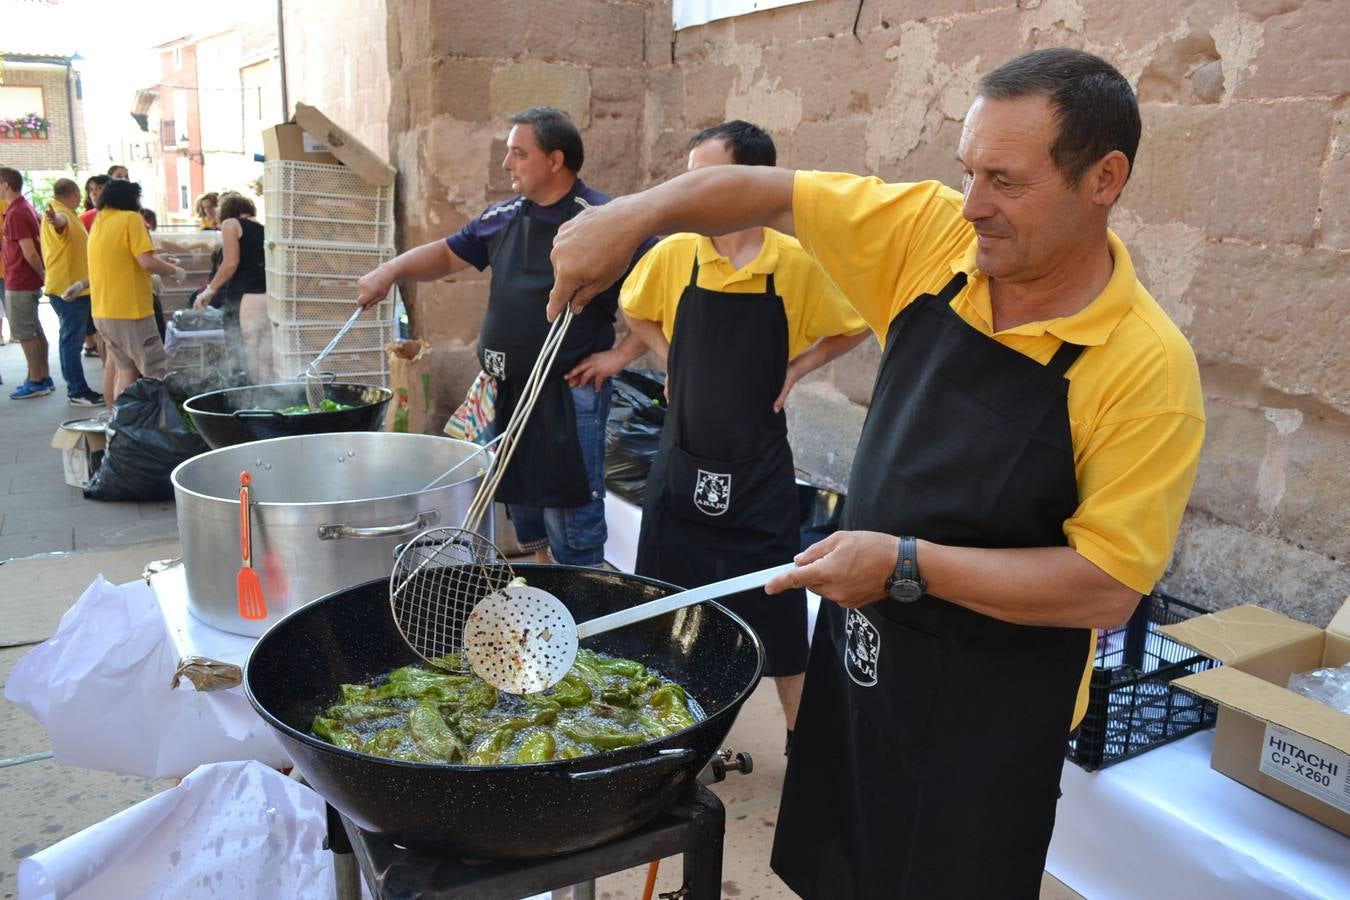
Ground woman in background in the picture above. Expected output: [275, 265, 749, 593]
[194, 192, 268, 383]
[194, 192, 219, 231]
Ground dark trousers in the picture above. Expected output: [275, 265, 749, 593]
[46, 293, 92, 396]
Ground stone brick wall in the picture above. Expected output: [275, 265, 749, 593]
[0, 64, 85, 172]
[656, 0, 1350, 623]
[384, 0, 661, 421]
[295, 0, 1347, 622]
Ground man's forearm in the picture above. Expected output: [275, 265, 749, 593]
[920, 542, 1141, 629]
[624, 316, 669, 363]
[618, 167, 797, 241]
[21, 246, 45, 280]
[385, 240, 461, 283]
[789, 331, 869, 379]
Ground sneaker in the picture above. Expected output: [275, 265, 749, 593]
[40, 376, 55, 391]
[10, 380, 52, 399]
[83, 346, 99, 358]
[69, 390, 104, 407]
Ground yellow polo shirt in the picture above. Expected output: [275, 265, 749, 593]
[87, 208, 156, 319]
[793, 171, 1206, 727]
[620, 230, 867, 359]
[41, 200, 91, 298]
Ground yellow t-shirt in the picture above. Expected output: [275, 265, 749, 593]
[41, 200, 91, 298]
[87, 208, 156, 319]
[792, 171, 1206, 727]
[620, 230, 867, 359]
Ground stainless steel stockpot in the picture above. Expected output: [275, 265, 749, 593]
[171, 432, 490, 636]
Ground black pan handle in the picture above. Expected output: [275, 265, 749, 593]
[233, 409, 283, 421]
[566, 747, 695, 782]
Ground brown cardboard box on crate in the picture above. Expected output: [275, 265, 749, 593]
[261, 123, 340, 165]
[1160, 599, 1350, 836]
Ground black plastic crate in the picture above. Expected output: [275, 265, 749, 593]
[1067, 591, 1219, 771]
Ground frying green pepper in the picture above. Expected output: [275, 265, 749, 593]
[561, 723, 649, 750]
[647, 684, 697, 732]
[407, 701, 465, 763]
[543, 673, 592, 708]
[326, 703, 404, 723]
[467, 726, 518, 765]
[312, 716, 362, 751]
[361, 727, 409, 758]
[512, 730, 557, 763]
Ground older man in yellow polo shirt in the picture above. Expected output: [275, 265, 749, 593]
[549, 48, 1204, 900]
[42, 178, 103, 406]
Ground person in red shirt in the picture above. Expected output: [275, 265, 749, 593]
[0, 167, 53, 399]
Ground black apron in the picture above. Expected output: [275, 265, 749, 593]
[771, 272, 1090, 899]
[478, 204, 609, 508]
[635, 258, 807, 677]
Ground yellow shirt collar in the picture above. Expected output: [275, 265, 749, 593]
[695, 230, 782, 279]
[951, 229, 1138, 346]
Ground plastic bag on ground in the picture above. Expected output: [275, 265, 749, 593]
[605, 369, 666, 505]
[16, 760, 334, 900]
[84, 377, 209, 501]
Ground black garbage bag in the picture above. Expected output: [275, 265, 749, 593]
[605, 369, 666, 505]
[84, 378, 211, 502]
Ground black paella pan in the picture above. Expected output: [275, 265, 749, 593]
[183, 381, 392, 448]
[244, 565, 764, 859]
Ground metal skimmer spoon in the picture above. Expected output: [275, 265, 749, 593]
[464, 562, 798, 694]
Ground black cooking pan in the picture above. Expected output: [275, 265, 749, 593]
[183, 381, 392, 449]
[245, 565, 764, 859]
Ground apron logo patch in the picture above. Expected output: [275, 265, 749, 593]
[693, 469, 731, 516]
[483, 349, 507, 379]
[844, 609, 880, 687]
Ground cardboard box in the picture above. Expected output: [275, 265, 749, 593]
[51, 423, 108, 489]
[290, 104, 396, 187]
[1161, 600, 1350, 836]
[262, 122, 340, 166]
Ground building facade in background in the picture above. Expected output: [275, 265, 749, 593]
[143, 17, 280, 228]
[0, 49, 88, 176]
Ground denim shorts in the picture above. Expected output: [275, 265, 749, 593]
[508, 380, 612, 566]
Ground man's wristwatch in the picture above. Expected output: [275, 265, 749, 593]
[884, 536, 926, 603]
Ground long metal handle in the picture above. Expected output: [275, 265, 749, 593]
[309, 305, 364, 370]
[575, 563, 798, 639]
[420, 434, 504, 492]
[317, 510, 440, 541]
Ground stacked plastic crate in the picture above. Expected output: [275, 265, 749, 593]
[263, 160, 397, 386]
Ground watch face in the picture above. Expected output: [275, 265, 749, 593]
[887, 579, 923, 603]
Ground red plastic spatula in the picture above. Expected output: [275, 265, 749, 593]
[237, 470, 267, 621]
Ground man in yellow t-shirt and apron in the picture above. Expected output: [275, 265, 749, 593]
[548, 49, 1205, 898]
[568, 122, 868, 752]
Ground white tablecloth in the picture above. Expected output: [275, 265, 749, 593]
[1048, 728, 1349, 898]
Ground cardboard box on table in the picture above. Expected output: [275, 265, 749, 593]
[1160, 599, 1350, 836]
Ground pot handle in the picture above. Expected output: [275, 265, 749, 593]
[316, 509, 440, 541]
[566, 747, 696, 782]
[233, 409, 283, 421]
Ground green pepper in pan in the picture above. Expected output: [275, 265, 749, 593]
[325, 702, 404, 723]
[647, 683, 697, 732]
[511, 730, 557, 763]
[407, 701, 466, 763]
[361, 726, 409, 758]
[543, 673, 592, 708]
[561, 723, 649, 750]
[468, 725, 518, 765]
[312, 716, 362, 751]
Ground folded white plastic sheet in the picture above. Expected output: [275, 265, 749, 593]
[4, 575, 289, 778]
[16, 760, 334, 900]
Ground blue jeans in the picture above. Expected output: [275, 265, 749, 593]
[46, 293, 92, 396]
[507, 381, 612, 566]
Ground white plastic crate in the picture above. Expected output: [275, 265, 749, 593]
[267, 293, 393, 326]
[264, 161, 394, 247]
[265, 241, 395, 303]
[270, 318, 396, 383]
